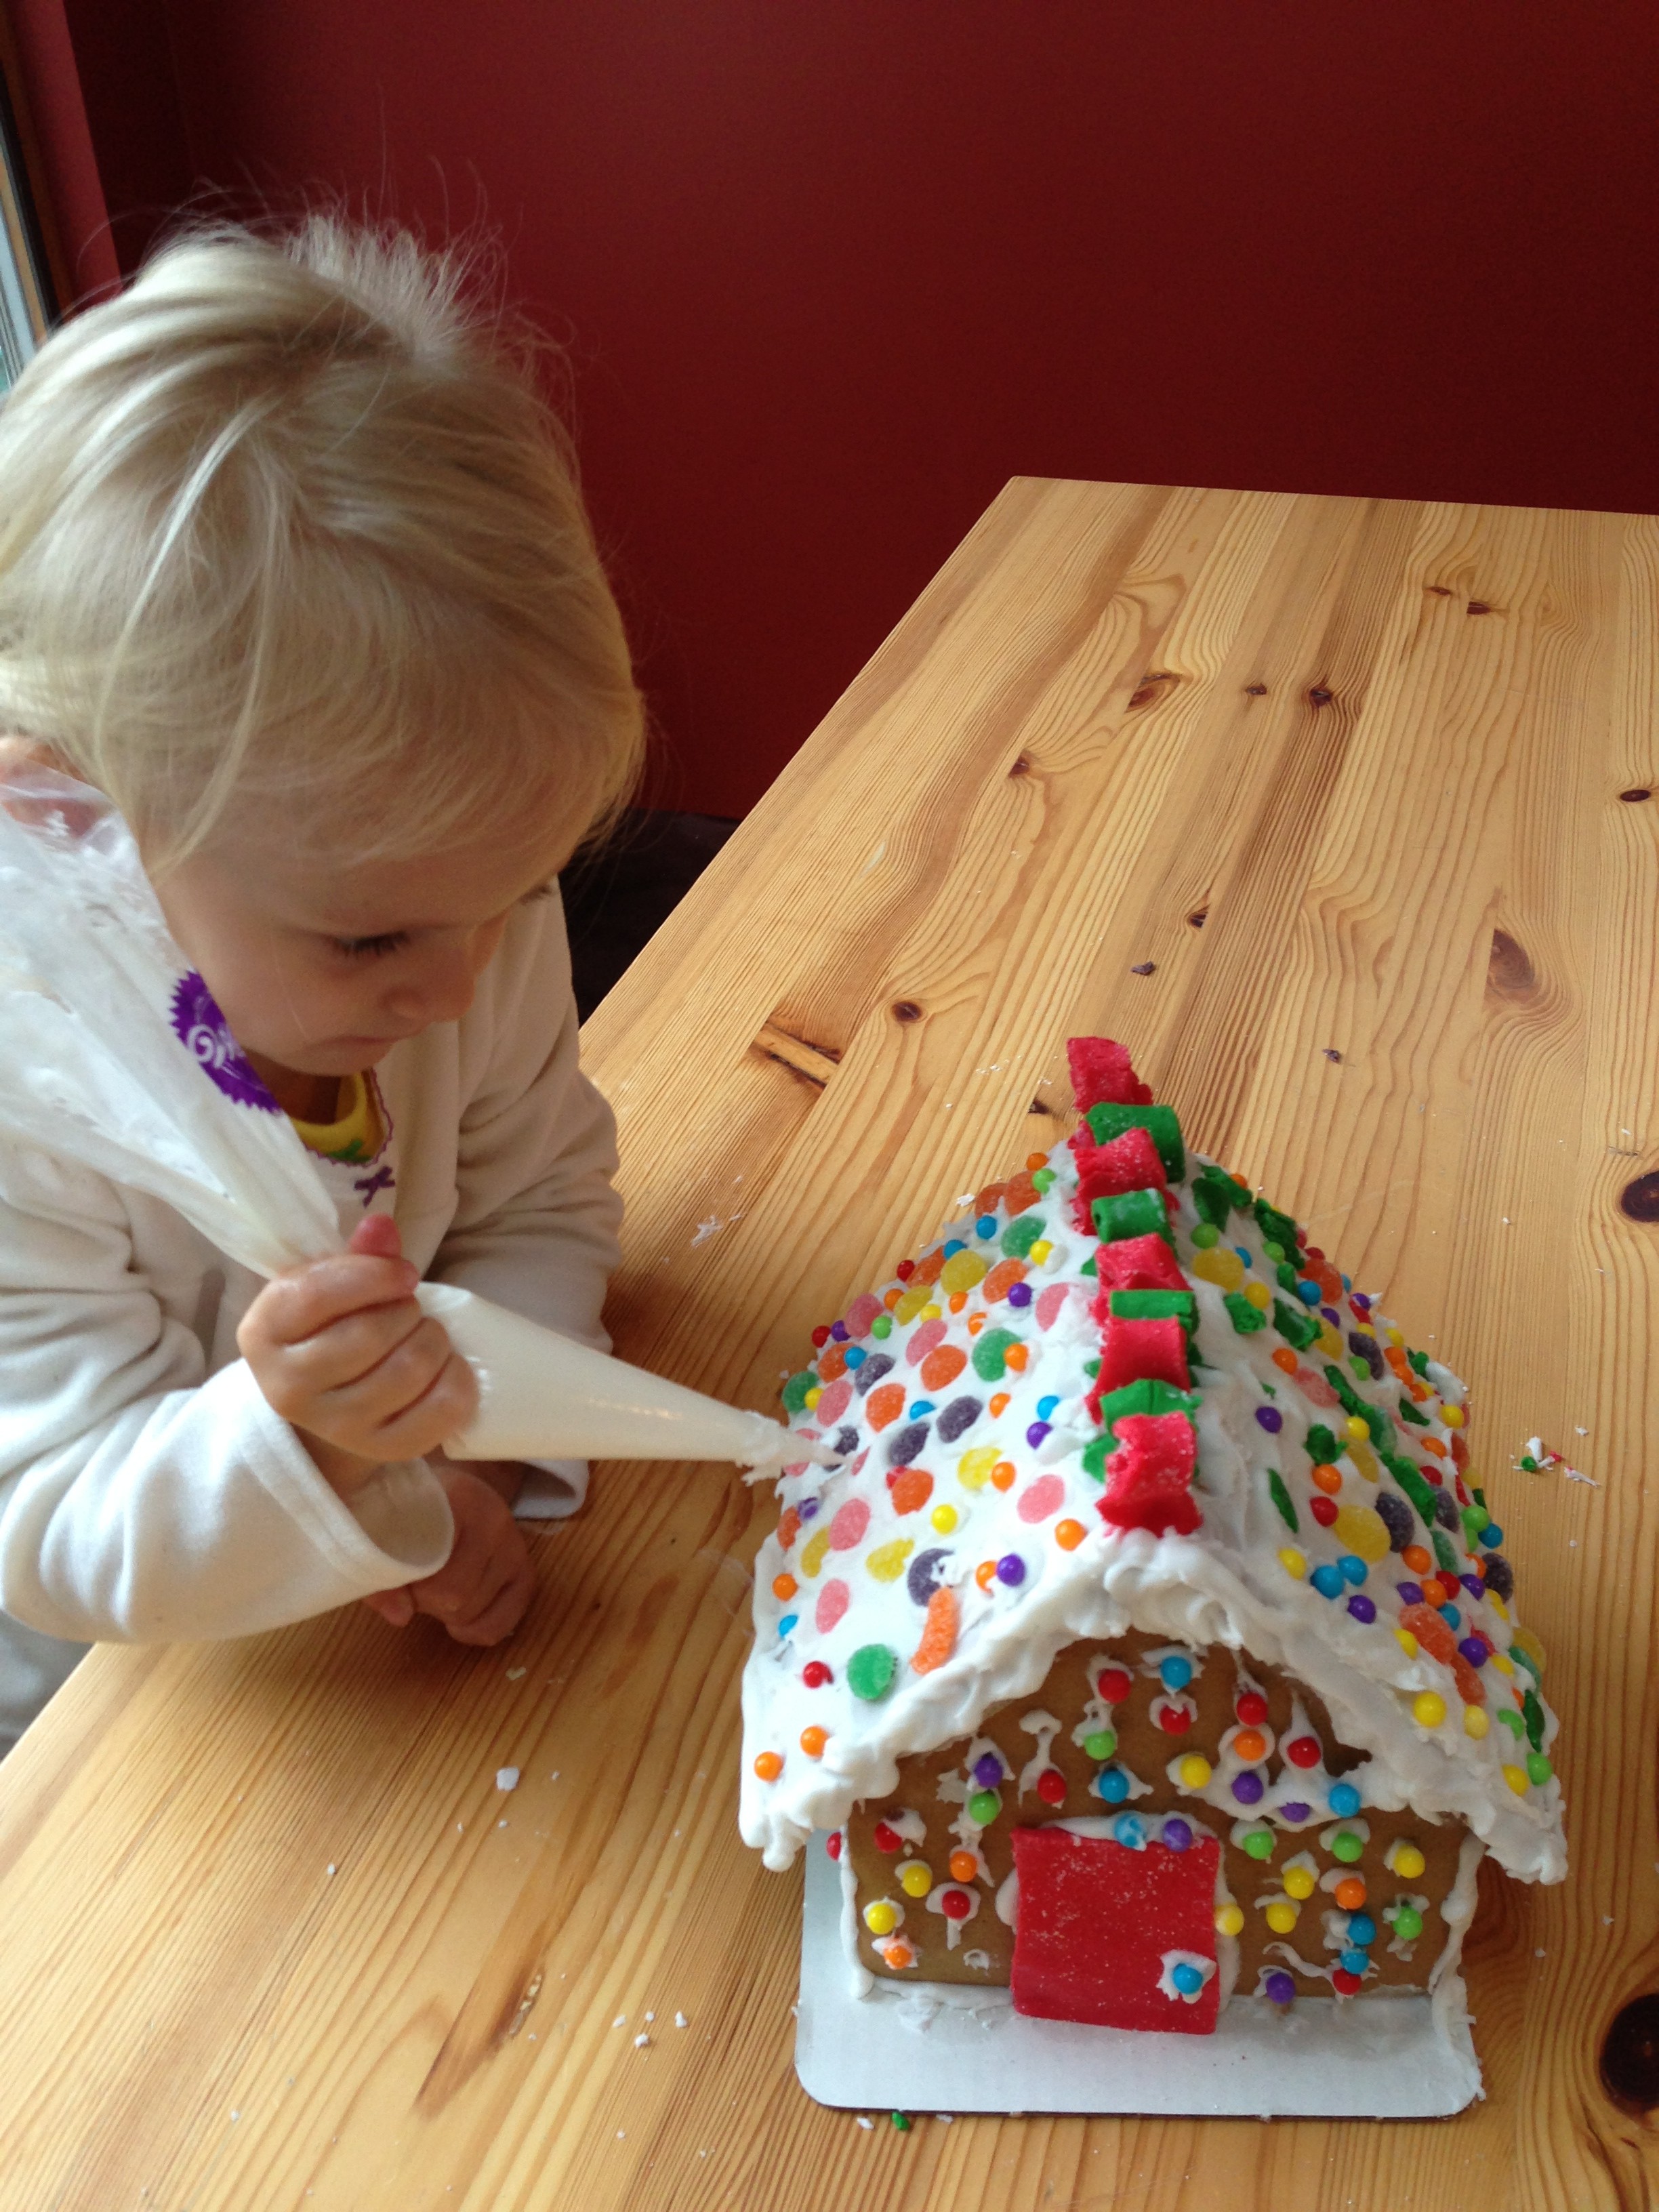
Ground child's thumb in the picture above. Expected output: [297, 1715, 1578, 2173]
[348, 1213, 405, 1263]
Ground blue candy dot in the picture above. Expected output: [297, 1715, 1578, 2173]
[1233, 1246, 1254, 1267]
[1339, 1948, 1369, 1978]
[1328, 1781, 1361, 1818]
[1159, 1655, 1194, 1692]
[1338, 1553, 1367, 1586]
[1113, 1813, 1146, 1849]
[1438, 1602, 1461, 1631]
[1341, 1273, 1353, 1292]
[844, 1345, 867, 1369]
[778, 1614, 798, 1637]
[1481, 1523, 1504, 1548]
[1161, 1818, 1193, 1853]
[1346, 1913, 1377, 1947]
[975, 1214, 998, 1238]
[1037, 1395, 1061, 1420]
[1171, 1962, 1204, 1995]
[1310, 1563, 1345, 1599]
[1096, 1766, 1130, 1804]
[943, 1240, 966, 1258]
[1296, 1279, 1322, 1305]
[909, 1399, 935, 1418]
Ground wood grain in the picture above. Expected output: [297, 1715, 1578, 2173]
[0, 480, 1655, 2209]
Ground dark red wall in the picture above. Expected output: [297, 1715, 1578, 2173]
[55, 3, 1659, 815]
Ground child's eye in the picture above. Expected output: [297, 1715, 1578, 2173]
[331, 931, 410, 961]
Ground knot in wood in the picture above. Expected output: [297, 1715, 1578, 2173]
[1244, 682, 1268, 696]
[891, 1000, 923, 1025]
[1008, 752, 1032, 778]
[1619, 787, 1652, 803]
[1307, 687, 1334, 707]
[1619, 1172, 1659, 1222]
[1601, 1994, 1659, 2110]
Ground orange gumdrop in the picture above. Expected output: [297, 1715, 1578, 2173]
[890, 1466, 934, 1515]
[912, 1584, 960, 1673]
[1003, 1170, 1040, 1216]
[975, 1181, 1008, 1214]
[1025, 1152, 1048, 1172]
[912, 1248, 946, 1286]
[1399, 1603, 1458, 1665]
[865, 1382, 905, 1431]
[777, 1507, 801, 1549]
[921, 1345, 968, 1391]
[982, 1258, 1029, 1303]
[817, 1341, 848, 1382]
[1452, 1654, 1487, 1706]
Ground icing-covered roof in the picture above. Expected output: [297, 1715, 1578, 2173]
[739, 1041, 1566, 1885]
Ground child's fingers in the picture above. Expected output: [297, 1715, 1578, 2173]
[262, 1298, 432, 1399]
[246, 1253, 417, 1348]
[326, 1345, 478, 1460]
[348, 1214, 405, 1263]
[441, 1559, 533, 1646]
[361, 1586, 415, 1627]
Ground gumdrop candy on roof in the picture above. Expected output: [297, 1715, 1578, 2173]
[1066, 1036, 1153, 1111]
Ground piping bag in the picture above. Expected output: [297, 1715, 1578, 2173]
[0, 769, 804, 1471]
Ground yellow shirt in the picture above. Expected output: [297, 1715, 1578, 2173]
[287, 1070, 387, 1166]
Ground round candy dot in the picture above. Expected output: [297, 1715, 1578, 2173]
[996, 1553, 1026, 1586]
[939, 1887, 973, 1921]
[1334, 1875, 1367, 1910]
[1284, 1866, 1315, 1900]
[1298, 1279, 1323, 1306]
[1339, 1950, 1370, 1978]
[1231, 1771, 1265, 1805]
[1502, 1763, 1530, 1795]
[1278, 1547, 1307, 1579]
[1393, 1905, 1424, 1941]
[972, 1752, 1004, 1788]
[1232, 1728, 1268, 1763]
[844, 1345, 866, 1369]
[802, 1660, 832, 1688]
[1255, 1404, 1284, 1433]
[1412, 1692, 1447, 1729]
[1157, 1702, 1193, 1734]
[1025, 1422, 1051, 1448]
[799, 1726, 828, 1759]
[1457, 1636, 1488, 1668]
[1332, 1969, 1363, 1996]
[872, 1821, 903, 1853]
[1393, 1843, 1427, 1880]
[1265, 1901, 1299, 1935]
[1328, 1782, 1362, 1818]
[864, 1900, 898, 1935]
[1175, 1754, 1213, 1789]
[1311, 1462, 1343, 1496]
[1096, 1767, 1130, 1804]
[1285, 1734, 1321, 1769]
[968, 1788, 1001, 1825]
[1006, 1281, 1034, 1308]
[826, 1831, 843, 1860]
[1036, 1767, 1067, 1805]
[1245, 1280, 1273, 1312]
[1191, 1223, 1220, 1248]
[1113, 1812, 1146, 1849]
[1280, 1801, 1309, 1822]
[1097, 1668, 1133, 1702]
[1401, 1544, 1433, 1574]
[1271, 1347, 1298, 1374]
[1344, 1416, 1370, 1441]
[1347, 1594, 1377, 1623]
[1265, 1970, 1296, 2005]
[1055, 1519, 1086, 1550]
[931, 1504, 960, 1534]
[1439, 1603, 1462, 1631]
[1331, 1831, 1364, 1864]
[1441, 1404, 1465, 1429]
[1160, 1655, 1195, 1692]
[778, 1614, 799, 1637]
[991, 1462, 1018, 1492]
[772, 1573, 798, 1601]
[871, 1314, 893, 1338]
[1242, 1829, 1275, 1861]
[1309, 1495, 1339, 1528]
[949, 1849, 979, 1881]
[1310, 1563, 1345, 1599]
[1481, 1522, 1505, 1549]
[1525, 1752, 1554, 1785]
[1395, 1627, 1420, 1658]
[1083, 1729, 1118, 1761]
[1338, 1554, 1368, 1586]
[975, 1561, 998, 1591]
[754, 1751, 783, 1782]
[1036, 1393, 1061, 1419]
[1233, 1245, 1253, 1266]
[1347, 1913, 1377, 1947]
[1162, 1818, 1193, 1852]
[1394, 1580, 1425, 1607]
[899, 1861, 933, 1897]
[1235, 1691, 1270, 1727]
[975, 1214, 997, 1238]
[1171, 1962, 1205, 1995]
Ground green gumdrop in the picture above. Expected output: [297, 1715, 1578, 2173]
[1331, 1830, 1364, 1863]
[846, 1644, 899, 1702]
[972, 1327, 1021, 1381]
[783, 1370, 818, 1416]
[1242, 1829, 1275, 1860]
[968, 1788, 1001, 1826]
[1393, 1906, 1424, 1940]
[1431, 1529, 1458, 1575]
[1001, 1214, 1045, 1258]
[1083, 1729, 1117, 1761]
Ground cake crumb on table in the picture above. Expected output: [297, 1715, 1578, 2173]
[495, 1767, 519, 1791]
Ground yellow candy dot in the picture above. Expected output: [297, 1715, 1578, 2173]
[1488, 1595, 1511, 1624]
[1511, 1626, 1547, 1675]
[1412, 1692, 1447, 1729]
[1441, 1404, 1465, 1429]
[1244, 1278, 1272, 1311]
[1278, 1547, 1307, 1580]
[1284, 1866, 1316, 1900]
[1490, 1649, 1514, 1674]
[804, 1387, 822, 1409]
[1176, 1755, 1213, 1789]
[931, 1503, 960, 1534]
[1030, 1240, 1054, 1264]
[1317, 1324, 1345, 1359]
[1387, 1328, 1405, 1347]
[1265, 1901, 1300, 1935]
[1393, 1843, 1426, 1880]
[899, 1862, 933, 1898]
[1193, 1246, 1245, 1292]
[866, 1538, 915, 1583]
[958, 1447, 1000, 1493]
[1344, 1415, 1371, 1441]
[1395, 1627, 1420, 1658]
[1463, 1706, 1490, 1740]
[920, 1302, 943, 1322]
[1331, 1504, 1391, 1563]
[864, 1900, 899, 1935]
[800, 1527, 832, 1579]
[1502, 1763, 1530, 1796]
[1346, 1438, 1380, 1483]
[895, 1284, 932, 1324]
[1214, 1902, 1245, 1937]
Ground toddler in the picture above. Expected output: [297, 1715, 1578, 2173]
[0, 219, 644, 1753]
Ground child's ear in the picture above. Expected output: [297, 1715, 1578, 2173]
[0, 737, 75, 778]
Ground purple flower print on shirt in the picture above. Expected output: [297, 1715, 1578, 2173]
[169, 971, 279, 1111]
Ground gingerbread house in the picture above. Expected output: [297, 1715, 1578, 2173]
[740, 1039, 1565, 2044]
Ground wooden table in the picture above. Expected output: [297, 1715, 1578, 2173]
[0, 480, 1654, 2209]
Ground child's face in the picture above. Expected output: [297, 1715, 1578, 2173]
[150, 815, 568, 1077]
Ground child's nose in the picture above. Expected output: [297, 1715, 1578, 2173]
[384, 946, 477, 1029]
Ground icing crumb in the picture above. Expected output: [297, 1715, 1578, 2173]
[496, 1767, 520, 1791]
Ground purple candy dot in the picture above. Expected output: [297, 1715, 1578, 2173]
[995, 1553, 1026, 1587]
[1231, 1770, 1265, 1805]
[1347, 1593, 1377, 1624]
[1007, 1280, 1033, 1309]
[1025, 1420, 1052, 1448]
[1351, 1292, 1372, 1311]
[830, 1321, 848, 1343]
[1254, 1404, 1284, 1434]
[798, 1497, 819, 1521]
[1460, 1574, 1484, 1600]
[1395, 1580, 1424, 1605]
[1161, 1818, 1193, 1853]
[1264, 1971, 1296, 2005]
[1279, 1801, 1309, 1822]
[1457, 1636, 1488, 1667]
[1320, 1305, 1341, 1326]
[973, 1753, 1003, 1788]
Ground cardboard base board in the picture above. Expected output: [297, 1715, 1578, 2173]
[794, 1837, 1481, 2118]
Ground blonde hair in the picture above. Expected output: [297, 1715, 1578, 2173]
[0, 217, 644, 871]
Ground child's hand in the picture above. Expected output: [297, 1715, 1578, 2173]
[237, 1214, 477, 1494]
[360, 1461, 535, 1645]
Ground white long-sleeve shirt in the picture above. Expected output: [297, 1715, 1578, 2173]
[0, 889, 622, 1705]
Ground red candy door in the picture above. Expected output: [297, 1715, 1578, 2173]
[1009, 1826, 1221, 2033]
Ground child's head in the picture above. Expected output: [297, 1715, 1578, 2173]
[0, 218, 644, 1071]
